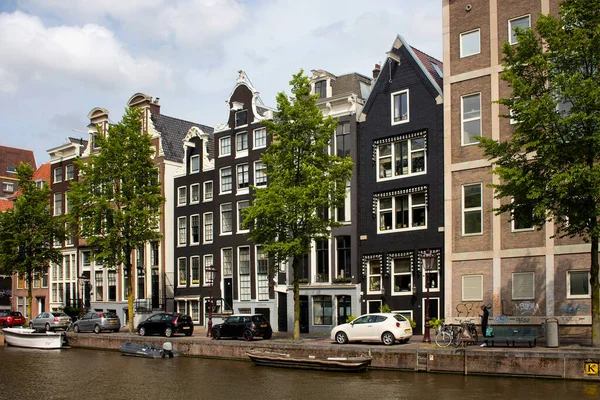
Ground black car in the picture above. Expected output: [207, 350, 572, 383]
[212, 314, 272, 341]
[137, 313, 194, 337]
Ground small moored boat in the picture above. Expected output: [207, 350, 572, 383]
[120, 341, 178, 358]
[2, 327, 67, 349]
[246, 349, 372, 372]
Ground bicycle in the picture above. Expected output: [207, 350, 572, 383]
[435, 324, 453, 347]
[435, 322, 478, 347]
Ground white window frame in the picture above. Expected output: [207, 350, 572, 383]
[461, 93, 482, 146]
[190, 214, 200, 245]
[220, 167, 232, 194]
[462, 183, 483, 236]
[190, 183, 200, 204]
[177, 186, 187, 206]
[235, 110, 248, 129]
[203, 212, 213, 243]
[65, 164, 75, 180]
[237, 200, 250, 233]
[236, 131, 249, 158]
[190, 256, 200, 287]
[391, 89, 410, 125]
[222, 248, 233, 276]
[190, 154, 200, 174]
[219, 136, 231, 157]
[238, 246, 251, 301]
[256, 246, 270, 301]
[203, 254, 214, 286]
[253, 127, 267, 149]
[392, 257, 413, 296]
[460, 28, 480, 58]
[423, 266, 440, 293]
[2, 182, 14, 193]
[336, 181, 351, 223]
[567, 270, 591, 299]
[508, 15, 531, 45]
[177, 257, 187, 287]
[203, 181, 213, 202]
[220, 203, 233, 235]
[377, 192, 427, 233]
[236, 163, 249, 193]
[511, 198, 535, 232]
[254, 161, 267, 187]
[53, 167, 63, 184]
[367, 259, 382, 295]
[177, 216, 187, 246]
[462, 274, 483, 301]
[512, 272, 535, 300]
[53, 192, 62, 216]
[376, 136, 426, 181]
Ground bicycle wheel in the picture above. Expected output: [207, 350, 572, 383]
[470, 325, 478, 344]
[452, 327, 463, 347]
[435, 331, 452, 347]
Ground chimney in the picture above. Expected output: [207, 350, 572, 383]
[150, 97, 161, 115]
[373, 63, 381, 79]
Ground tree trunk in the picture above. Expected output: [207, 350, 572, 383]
[292, 256, 300, 341]
[26, 268, 33, 322]
[125, 253, 134, 334]
[591, 235, 599, 347]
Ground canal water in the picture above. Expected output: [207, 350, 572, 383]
[1, 346, 599, 400]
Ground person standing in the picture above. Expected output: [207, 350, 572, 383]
[480, 304, 490, 347]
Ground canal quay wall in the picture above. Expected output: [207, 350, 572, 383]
[28, 331, 600, 382]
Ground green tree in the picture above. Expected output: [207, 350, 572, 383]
[0, 163, 65, 321]
[242, 71, 353, 340]
[478, 0, 600, 346]
[67, 107, 164, 333]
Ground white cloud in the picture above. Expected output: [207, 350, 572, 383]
[0, 11, 173, 93]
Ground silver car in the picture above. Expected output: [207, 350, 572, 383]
[73, 311, 121, 334]
[29, 311, 72, 331]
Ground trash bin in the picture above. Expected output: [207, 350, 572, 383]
[545, 318, 559, 348]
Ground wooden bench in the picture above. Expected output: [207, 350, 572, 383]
[484, 326, 539, 347]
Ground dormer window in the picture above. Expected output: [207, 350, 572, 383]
[235, 110, 248, 128]
[315, 80, 327, 99]
[391, 89, 409, 125]
[6, 166, 16, 173]
[93, 132, 100, 149]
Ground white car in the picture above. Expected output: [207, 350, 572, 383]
[330, 313, 413, 346]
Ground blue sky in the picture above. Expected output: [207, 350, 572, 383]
[0, 0, 442, 165]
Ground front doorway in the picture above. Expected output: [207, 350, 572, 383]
[278, 292, 288, 332]
[337, 295, 351, 326]
[300, 295, 309, 333]
[422, 297, 440, 334]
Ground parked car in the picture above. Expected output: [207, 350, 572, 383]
[137, 313, 193, 337]
[73, 311, 121, 334]
[0, 311, 26, 327]
[29, 311, 72, 331]
[330, 313, 413, 346]
[212, 314, 272, 341]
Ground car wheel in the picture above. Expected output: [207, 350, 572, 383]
[335, 331, 348, 344]
[263, 332, 272, 340]
[45, 323, 51, 332]
[164, 327, 173, 337]
[94, 325, 101, 334]
[243, 329, 254, 341]
[139, 327, 147, 336]
[74, 325, 81, 333]
[382, 331, 396, 346]
[212, 328, 221, 340]
[29, 322, 34, 329]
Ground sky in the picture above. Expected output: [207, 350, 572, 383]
[0, 0, 442, 166]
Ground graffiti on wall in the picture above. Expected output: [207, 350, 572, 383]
[456, 302, 483, 317]
[511, 301, 541, 316]
[560, 303, 590, 313]
[0, 289, 11, 298]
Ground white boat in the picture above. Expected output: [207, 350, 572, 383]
[2, 327, 66, 349]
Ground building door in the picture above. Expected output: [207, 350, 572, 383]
[300, 295, 309, 333]
[224, 278, 233, 311]
[277, 292, 287, 332]
[337, 295, 351, 326]
[151, 269, 159, 309]
[422, 297, 440, 335]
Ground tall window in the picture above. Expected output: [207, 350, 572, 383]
[460, 29, 480, 57]
[378, 192, 426, 232]
[255, 161, 267, 186]
[462, 275, 483, 301]
[567, 271, 590, 298]
[108, 270, 117, 301]
[203, 212, 213, 242]
[238, 247, 251, 301]
[95, 271, 103, 301]
[151, 242, 159, 266]
[190, 214, 200, 245]
[54, 167, 63, 183]
[393, 257, 412, 294]
[335, 123, 350, 158]
[313, 295, 332, 325]
[178, 258, 187, 286]
[336, 236, 351, 279]
[65, 164, 75, 180]
[461, 93, 481, 145]
[512, 272, 534, 300]
[220, 203, 232, 234]
[222, 248, 233, 276]
[463, 184, 482, 235]
[316, 239, 329, 282]
[235, 110, 248, 127]
[336, 180, 351, 223]
[178, 216, 187, 246]
[512, 197, 534, 231]
[204, 181, 213, 201]
[509, 15, 530, 45]
[54, 193, 62, 216]
[392, 89, 409, 124]
[368, 259, 382, 293]
[257, 247, 269, 300]
[236, 132, 249, 155]
[237, 200, 249, 232]
[190, 183, 200, 204]
[220, 136, 231, 156]
[191, 256, 200, 285]
[177, 186, 187, 206]
[203, 255, 214, 286]
[254, 127, 267, 149]
[190, 154, 200, 173]
[314, 80, 327, 98]
[237, 164, 249, 191]
[220, 167, 232, 193]
[377, 137, 425, 179]
[64, 192, 71, 214]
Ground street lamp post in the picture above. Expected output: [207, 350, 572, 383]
[421, 250, 437, 343]
[206, 267, 216, 338]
